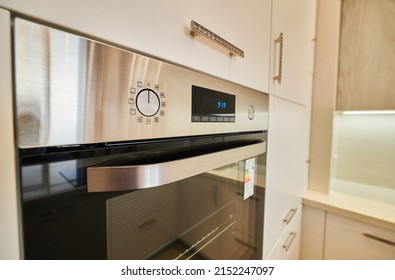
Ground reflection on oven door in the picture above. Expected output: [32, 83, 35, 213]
[106, 162, 264, 260]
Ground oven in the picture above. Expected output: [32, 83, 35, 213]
[14, 18, 268, 260]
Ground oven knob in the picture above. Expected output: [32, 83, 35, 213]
[136, 89, 160, 117]
[248, 105, 255, 120]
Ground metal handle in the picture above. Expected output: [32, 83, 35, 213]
[190, 20, 244, 58]
[87, 141, 265, 192]
[282, 231, 297, 252]
[283, 208, 297, 225]
[273, 33, 284, 84]
[363, 233, 395, 246]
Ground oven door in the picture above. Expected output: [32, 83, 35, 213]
[89, 141, 266, 260]
[20, 139, 265, 260]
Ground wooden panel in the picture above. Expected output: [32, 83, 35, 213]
[337, 0, 395, 110]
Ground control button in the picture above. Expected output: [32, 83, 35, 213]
[130, 87, 136, 94]
[146, 118, 152, 124]
[154, 84, 160, 90]
[209, 116, 216, 122]
[160, 111, 165, 116]
[137, 117, 143, 123]
[154, 117, 160, 123]
[130, 109, 136, 115]
[128, 98, 134, 104]
[224, 117, 230, 122]
[136, 88, 160, 117]
[137, 81, 143, 87]
[201, 116, 209, 122]
[217, 116, 224, 122]
[192, 116, 200, 122]
[161, 101, 166, 107]
[248, 105, 255, 120]
[230, 116, 235, 122]
[160, 92, 166, 98]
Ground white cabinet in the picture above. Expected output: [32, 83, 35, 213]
[264, 97, 310, 259]
[300, 205, 395, 260]
[0, 0, 272, 92]
[325, 213, 395, 260]
[263, 0, 316, 259]
[0, 8, 20, 259]
[266, 210, 302, 260]
[269, 0, 316, 106]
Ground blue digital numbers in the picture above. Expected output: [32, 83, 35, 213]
[217, 101, 227, 109]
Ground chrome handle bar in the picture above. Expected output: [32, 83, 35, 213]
[87, 141, 266, 192]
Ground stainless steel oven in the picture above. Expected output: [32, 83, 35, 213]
[14, 18, 268, 260]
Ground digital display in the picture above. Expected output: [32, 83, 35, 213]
[191, 85, 236, 122]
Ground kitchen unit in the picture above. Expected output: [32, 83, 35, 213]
[301, 0, 395, 260]
[0, 0, 271, 93]
[0, 0, 316, 260]
[3, 15, 269, 259]
[264, 0, 316, 259]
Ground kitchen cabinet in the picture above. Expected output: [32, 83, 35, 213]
[0, 0, 271, 92]
[266, 210, 302, 260]
[263, 97, 311, 259]
[337, 0, 395, 110]
[301, 205, 395, 260]
[269, 0, 316, 106]
[325, 213, 395, 260]
[263, 0, 316, 259]
[299, 205, 326, 260]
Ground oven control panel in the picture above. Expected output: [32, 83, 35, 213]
[128, 82, 166, 125]
[15, 17, 268, 148]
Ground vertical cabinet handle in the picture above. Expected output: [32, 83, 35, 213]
[282, 231, 297, 252]
[273, 33, 284, 84]
[283, 208, 297, 225]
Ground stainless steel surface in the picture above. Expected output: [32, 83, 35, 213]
[363, 233, 395, 246]
[273, 33, 283, 84]
[190, 20, 245, 58]
[15, 18, 268, 148]
[283, 208, 297, 225]
[88, 141, 265, 192]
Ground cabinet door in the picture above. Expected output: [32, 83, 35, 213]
[269, 0, 316, 105]
[337, 0, 395, 110]
[0, 0, 271, 92]
[266, 210, 302, 260]
[263, 96, 310, 258]
[325, 213, 395, 260]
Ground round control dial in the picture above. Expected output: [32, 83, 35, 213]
[136, 89, 160, 117]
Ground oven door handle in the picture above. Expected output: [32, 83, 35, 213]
[87, 141, 266, 192]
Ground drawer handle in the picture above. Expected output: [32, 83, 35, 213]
[273, 32, 284, 84]
[283, 208, 297, 225]
[282, 231, 297, 252]
[190, 20, 244, 58]
[363, 233, 395, 247]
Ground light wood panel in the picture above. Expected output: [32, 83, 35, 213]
[337, 0, 395, 110]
